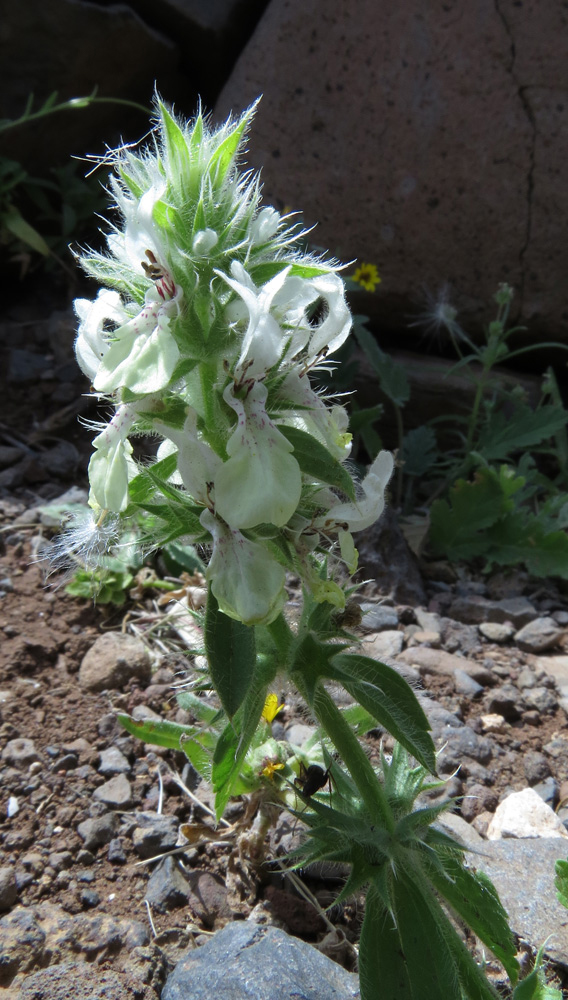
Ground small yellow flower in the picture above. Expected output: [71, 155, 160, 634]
[262, 693, 285, 723]
[352, 262, 381, 293]
[260, 757, 285, 780]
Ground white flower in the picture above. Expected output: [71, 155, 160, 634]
[217, 264, 351, 378]
[250, 207, 280, 244]
[200, 509, 286, 625]
[192, 228, 218, 255]
[155, 409, 222, 505]
[88, 405, 138, 512]
[280, 372, 352, 461]
[93, 283, 183, 396]
[74, 289, 126, 381]
[214, 381, 301, 529]
[108, 172, 168, 276]
[316, 451, 394, 533]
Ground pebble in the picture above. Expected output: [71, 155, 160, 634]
[359, 603, 399, 631]
[523, 751, 551, 784]
[77, 814, 119, 851]
[81, 889, 100, 908]
[1, 738, 41, 767]
[145, 856, 190, 912]
[131, 813, 179, 859]
[161, 921, 359, 1000]
[0, 865, 18, 910]
[479, 621, 514, 643]
[107, 838, 127, 864]
[459, 783, 498, 822]
[523, 686, 558, 713]
[486, 684, 522, 721]
[486, 787, 568, 840]
[93, 774, 133, 809]
[448, 595, 538, 628]
[361, 629, 404, 660]
[285, 723, 316, 747]
[98, 746, 131, 775]
[514, 617, 564, 653]
[78, 632, 152, 692]
[453, 668, 483, 698]
[397, 645, 493, 684]
[532, 777, 559, 809]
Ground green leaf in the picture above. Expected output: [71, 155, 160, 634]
[277, 424, 355, 499]
[128, 454, 178, 503]
[207, 102, 258, 183]
[428, 857, 519, 982]
[204, 587, 256, 719]
[477, 404, 568, 461]
[485, 513, 568, 578]
[162, 541, 206, 575]
[390, 872, 462, 999]
[401, 426, 438, 477]
[349, 404, 384, 434]
[359, 883, 413, 1000]
[513, 945, 562, 1000]
[354, 321, 410, 406]
[331, 653, 436, 773]
[555, 857, 568, 909]
[429, 467, 514, 560]
[159, 102, 191, 179]
[3, 207, 51, 255]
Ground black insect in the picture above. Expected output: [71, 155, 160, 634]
[294, 761, 331, 799]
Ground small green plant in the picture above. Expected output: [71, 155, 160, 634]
[59, 97, 522, 999]
[1, 89, 149, 274]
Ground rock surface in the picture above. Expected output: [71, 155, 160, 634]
[162, 921, 360, 999]
[486, 787, 568, 840]
[79, 633, 152, 692]
[216, 0, 568, 339]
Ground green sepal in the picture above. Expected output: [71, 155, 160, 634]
[204, 586, 256, 719]
[277, 424, 356, 499]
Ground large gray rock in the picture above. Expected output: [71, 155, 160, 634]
[474, 839, 568, 969]
[216, 0, 568, 340]
[162, 922, 360, 999]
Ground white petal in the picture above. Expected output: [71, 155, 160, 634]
[318, 451, 394, 533]
[74, 289, 125, 381]
[200, 509, 286, 625]
[155, 409, 222, 505]
[214, 381, 301, 529]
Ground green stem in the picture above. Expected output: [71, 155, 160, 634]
[297, 679, 393, 829]
[464, 371, 487, 455]
[393, 402, 404, 508]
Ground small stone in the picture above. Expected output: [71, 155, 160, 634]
[131, 813, 179, 859]
[79, 632, 151, 692]
[524, 751, 552, 785]
[93, 774, 133, 809]
[397, 645, 493, 684]
[77, 813, 118, 851]
[514, 617, 563, 653]
[523, 686, 558, 714]
[98, 746, 131, 775]
[131, 704, 163, 722]
[359, 603, 399, 631]
[107, 838, 127, 864]
[56, 753, 78, 772]
[479, 621, 514, 643]
[486, 684, 522, 720]
[186, 870, 231, 928]
[81, 889, 101, 908]
[522, 710, 542, 726]
[285, 723, 316, 747]
[415, 608, 442, 633]
[0, 866, 17, 910]
[145, 856, 190, 912]
[460, 783, 499, 822]
[448, 595, 537, 628]
[362, 629, 404, 660]
[532, 777, 559, 809]
[517, 667, 537, 689]
[480, 713, 508, 734]
[1, 738, 40, 767]
[471, 810, 494, 837]
[408, 629, 441, 647]
[453, 669, 483, 698]
[553, 610, 568, 626]
[487, 787, 568, 840]
[48, 851, 73, 872]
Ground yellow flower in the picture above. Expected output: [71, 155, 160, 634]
[260, 757, 285, 780]
[352, 262, 381, 293]
[262, 693, 285, 723]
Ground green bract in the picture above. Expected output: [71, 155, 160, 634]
[72, 99, 393, 625]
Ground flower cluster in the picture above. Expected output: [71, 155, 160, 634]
[73, 99, 393, 625]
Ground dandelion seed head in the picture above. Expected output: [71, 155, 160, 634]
[47, 508, 121, 575]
